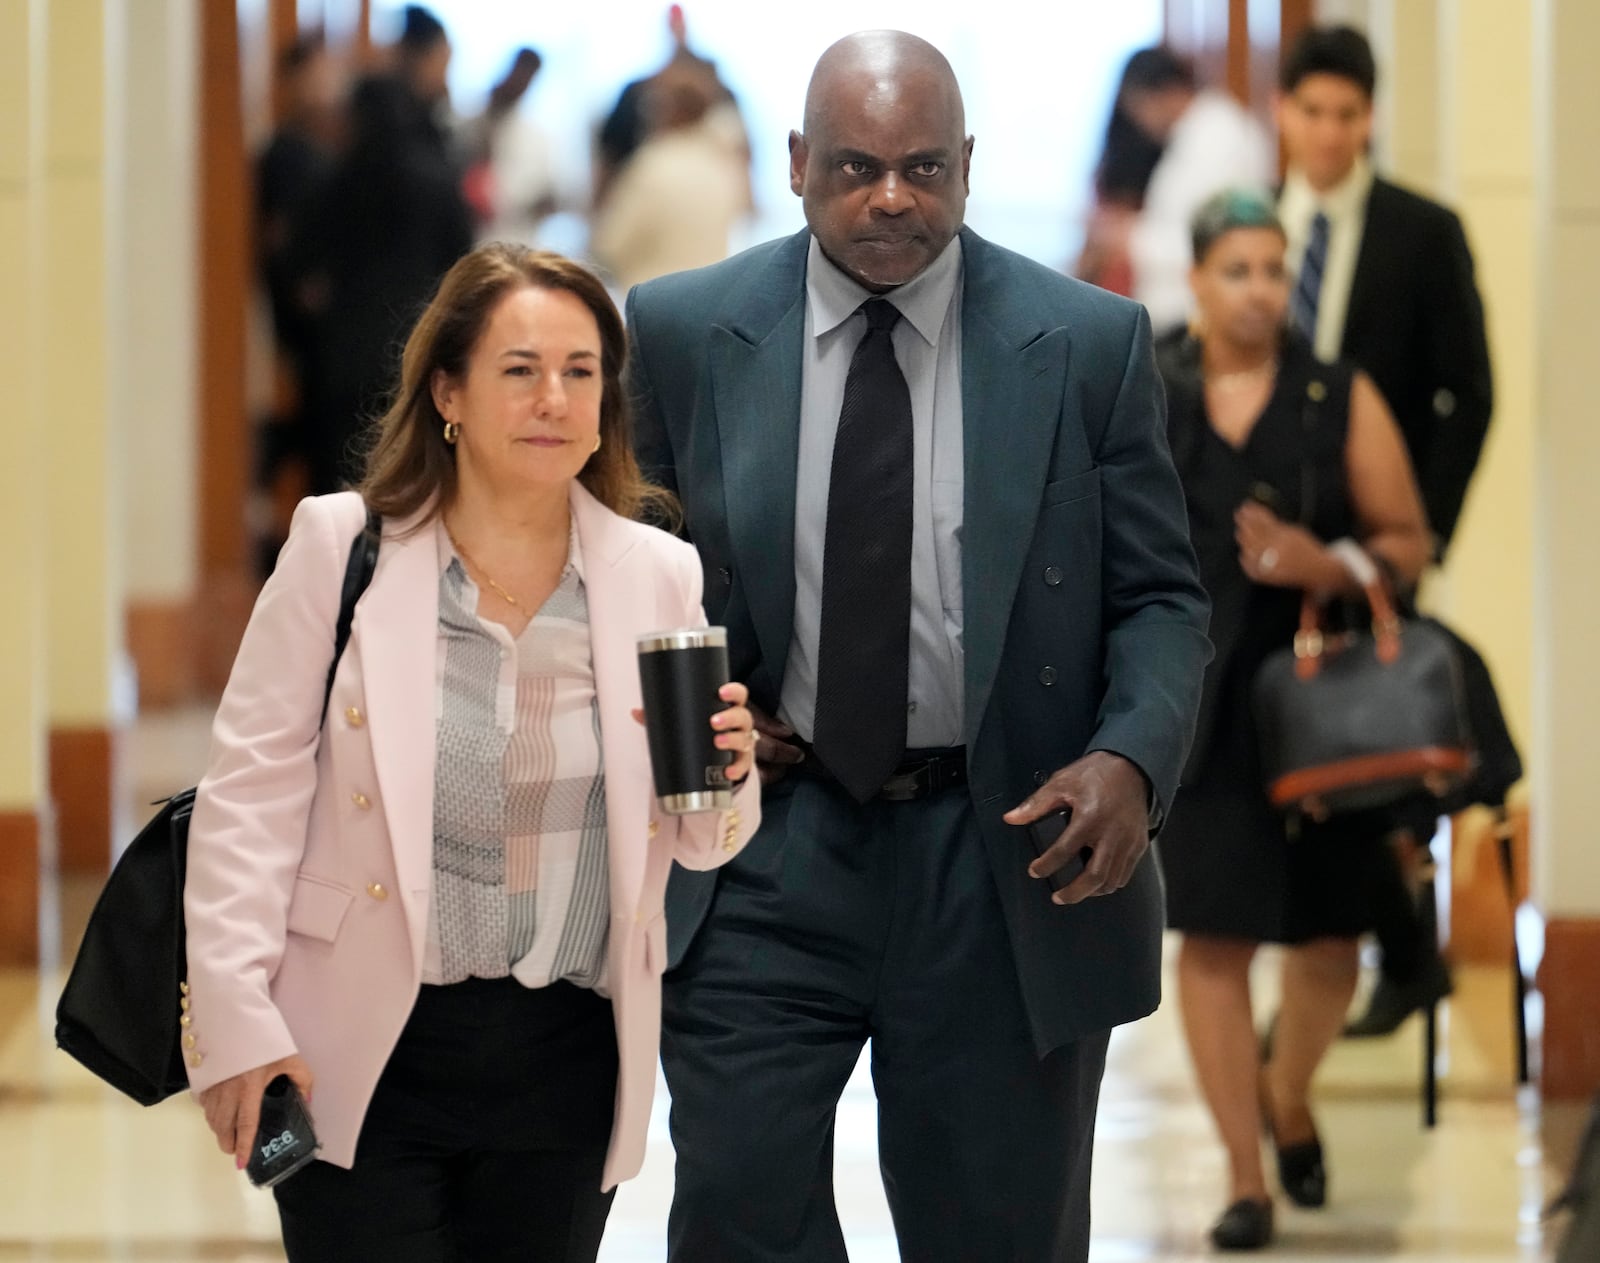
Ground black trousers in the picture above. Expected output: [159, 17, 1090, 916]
[662, 777, 1113, 1262]
[273, 977, 618, 1263]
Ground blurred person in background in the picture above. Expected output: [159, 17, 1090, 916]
[593, 3, 750, 211]
[390, 4, 458, 167]
[1126, 47, 1274, 333]
[461, 48, 563, 245]
[1276, 24, 1493, 1039]
[1154, 189, 1430, 1251]
[183, 243, 760, 1262]
[252, 32, 345, 574]
[257, 32, 343, 378]
[1073, 57, 1167, 295]
[589, 62, 750, 293]
[287, 72, 475, 493]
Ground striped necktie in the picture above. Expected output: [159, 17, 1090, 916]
[1291, 210, 1330, 343]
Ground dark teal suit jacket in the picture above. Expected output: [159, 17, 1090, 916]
[625, 227, 1211, 1050]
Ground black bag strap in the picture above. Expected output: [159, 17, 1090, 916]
[319, 507, 382, 727]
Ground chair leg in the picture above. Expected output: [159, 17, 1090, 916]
[1424, 1000, 1439, 1127]
[1419, 871, 1441, 1127]
[1495, 814, 1531, 1085]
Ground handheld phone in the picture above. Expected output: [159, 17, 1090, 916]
[1026, 809, 1092, 893]
[245, 1074, 321, 1189]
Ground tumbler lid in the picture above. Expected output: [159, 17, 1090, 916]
[636, 627, 727, 654]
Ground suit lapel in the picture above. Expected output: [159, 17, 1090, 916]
[958, 230, 1072, 748]
[1343, 179, 1390, 352]
[710, 230, 809, 695]
[353, 509, 440, 958]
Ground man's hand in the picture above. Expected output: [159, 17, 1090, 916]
[197, 1053, 314, 1170]
[1002, 752, 1152, 906]
[749, 702, 805, 786]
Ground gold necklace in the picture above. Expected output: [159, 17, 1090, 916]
[1204, 357, 1279, 389]
[445, 526, 525, 610]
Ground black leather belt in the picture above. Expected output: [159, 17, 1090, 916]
[791, 741, 968, 802]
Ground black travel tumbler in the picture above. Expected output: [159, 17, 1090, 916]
[636, 627, 734, 814]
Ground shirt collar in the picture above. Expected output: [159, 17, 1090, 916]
[1284, 154, 1374, 222]
[435, 510, 585, 584]
[805, 233, 963, 347]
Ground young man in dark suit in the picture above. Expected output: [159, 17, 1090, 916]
[1277, 24, 1494, 1035]
[626, 30, 1211, 1262]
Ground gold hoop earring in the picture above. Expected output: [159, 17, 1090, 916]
[443, 420, 460, 445]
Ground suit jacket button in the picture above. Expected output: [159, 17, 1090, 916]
[1039, 666, 1057, 686]
[1033, 769, 1048, 787]
[189, 1052, 203, 1068]
[367, 882, 388, 901]
[345, 706, 365, 728]
[718, 566, 732, 587]
[182, 1033, 197, 1050]
[1043, 565, 1063, 586]
[352, 792, 371, 810]
[648, 820, 660, 838]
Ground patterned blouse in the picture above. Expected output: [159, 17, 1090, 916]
[421, 518, 611, 992]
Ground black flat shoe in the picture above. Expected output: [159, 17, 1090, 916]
[1276, 1135, 1327, 1208]
[1209, 1198, 1274, 1250]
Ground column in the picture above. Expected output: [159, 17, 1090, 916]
[120, 0, 200, 708]
[43, 0, 127, 873]
[1534, 0, 1600, 1100]
[0, 0, 49, 962]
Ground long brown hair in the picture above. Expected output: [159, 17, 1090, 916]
[358, 242, 675, 528]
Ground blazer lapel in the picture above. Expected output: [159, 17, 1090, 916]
[957, 230, 1072, 748]
[570, 486, 652, 921]
[1342, 179, 1390, 351]
[352, 509, 440, 960]
[710, 230, 809, 695]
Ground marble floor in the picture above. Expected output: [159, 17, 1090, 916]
[0, 706, 1582, 1260]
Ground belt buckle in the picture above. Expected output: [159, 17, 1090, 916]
[878, 768, 924, 802]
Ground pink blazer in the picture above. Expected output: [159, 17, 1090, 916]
[183, 485, 759, 1190]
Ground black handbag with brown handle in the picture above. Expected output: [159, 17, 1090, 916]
[1252, 576, 1475, 820]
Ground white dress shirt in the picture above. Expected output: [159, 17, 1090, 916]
[1278, 156, 1376, 363]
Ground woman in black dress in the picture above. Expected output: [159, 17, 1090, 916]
[1154, 190, 1431, 1250]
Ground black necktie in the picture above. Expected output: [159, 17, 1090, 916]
[812, 299, 914, 803]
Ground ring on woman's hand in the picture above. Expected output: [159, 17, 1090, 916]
[1259, 547, 1280, 572]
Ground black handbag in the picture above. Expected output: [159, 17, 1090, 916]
[54, 509, 380, 1105]
[1252, 579, 1475, 819]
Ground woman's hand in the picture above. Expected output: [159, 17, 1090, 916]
[628, 682, 757, 785]
[196, 1053, 314, 1170]
[710, 682, 756, 784]
[1234, 501, 1344, 591]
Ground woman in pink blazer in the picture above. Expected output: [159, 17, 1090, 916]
[183, 244, 760, 1261]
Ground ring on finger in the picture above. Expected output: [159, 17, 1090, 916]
[1259, 546, 1279, 572]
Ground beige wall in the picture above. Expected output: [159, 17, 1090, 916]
[1434, 0, 1537, 765]
[0, 0, 47, 809]
[1535, 0, 1600, 915]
